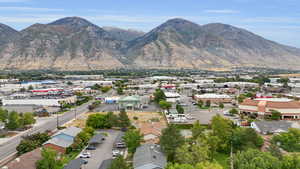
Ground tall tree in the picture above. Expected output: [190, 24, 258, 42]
[36, 148, 65, 169]
[108, 156, 130, 169]
[233, 149, 281, 169]
[191, 120, 205, 139]
[118, 109, 131, 128]
[123, 129, 143, 153]
[6, 111, 21, 130]
[160, 124, 185, 161]
[159, 100, 172, 111]
[176, 137, 210, 165]
[176, 104, 184, 114]
[22, 112, 36, 126]
[0, 108, 8, 122]
[153, 89, 166, 103]
[211, 115, 234, 152]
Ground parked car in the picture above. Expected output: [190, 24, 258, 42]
[79, 152, 91, 158]
[115, 142, 126, 148]
[112, 149, 124, 158]
[86, 145, 96, 150]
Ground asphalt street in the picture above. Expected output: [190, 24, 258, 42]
[0, 100, 93, 162]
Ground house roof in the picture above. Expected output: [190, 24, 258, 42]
[53, 126, 82, 138]
[89, 133, 105, 144]
[3, 148, 42, 169]
[98, 159, 112, 169]
[44, 137, 73, 148]
[253, 121, 300, 133]
[133, 144, 167, 169]
[63, 158, 85, 169]
[119, 95, 141, 102]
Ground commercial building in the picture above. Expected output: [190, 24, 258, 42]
[2, 95, 77, 107]
[164, 92, 181, 103]
[194, 93, 233, 103]
[239, 98, 300, 120]
[118, 95, 142, 110]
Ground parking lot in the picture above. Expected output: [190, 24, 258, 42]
[82, 130, 120, 169]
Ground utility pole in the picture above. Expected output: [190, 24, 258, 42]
[74, 107, 77, 119]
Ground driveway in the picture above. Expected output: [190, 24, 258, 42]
[83, 130, 120, 169]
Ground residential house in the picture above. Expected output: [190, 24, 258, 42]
[133, 144, 167, 169]
[43, 127, 82, 153]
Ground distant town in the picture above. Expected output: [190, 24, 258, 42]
[0, 68, 299, 169]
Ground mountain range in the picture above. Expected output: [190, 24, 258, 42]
[0, 16, 300, 71]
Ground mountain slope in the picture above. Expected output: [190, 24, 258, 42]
[0, 17, 124, 70]
[124, 19, 300, 70]
[0, 17, 300, 70]
[103, 26, 144, 41]
[0, 23, 20, 47]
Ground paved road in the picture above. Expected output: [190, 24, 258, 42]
[83, 130, 120, 169]
[0, 100, 93, 162]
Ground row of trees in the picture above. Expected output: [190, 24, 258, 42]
[16, 132, 51, 155]
[66, 127, 94, 153]
[86, 110, 131, 129]
[160, 115, 300, 169]
[0, 108, 36, 130]
[159, 115, 265, 168]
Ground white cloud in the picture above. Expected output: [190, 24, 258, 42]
[0, 6, 64, 12]
[204, 9, 240, 14]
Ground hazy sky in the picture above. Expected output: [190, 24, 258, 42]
[1, 0, 300, 47]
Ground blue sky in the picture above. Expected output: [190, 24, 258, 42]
[1, 0, 300, 47]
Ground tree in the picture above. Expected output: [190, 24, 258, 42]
[272, 128, 300, 152]
[0, 108, 8, 123]
[159, 100, 172, 111]
[198, 100, 204, 108]
[282, 154, 300, 169]
[176, 137, 210, 165]
[118, 109, 131, 129]
[176, 104, 184, 114]
[86, 113, 110, 129]
[237, 95, 246, 103]
[101, 86, 111, 93]
[28, 85, 34, 90]
[6, 111, 21, 130]
[165, 162, 223, 169]
[219, 103, 224, 109]
[123, 129, 143, 153]
[108, 156, 130, 169]
[232, 127, 264, 151]
[66, 81, 73, 85]
[153, 89, 166, 103]
[160, 124, 185, 161]
[233, 149, 282, 169]
[229, 108, 238, 116]
[191, 120, 205, 139]
[205, 100, 211, 108]
[211, 115, 234, 152]
[36, 148, 65, 169]
[117, 87, 124, 95]
[16, 132, 50, 155]
[22, 112, 36, 126]
[106, 112, 119, 128]
[270, 110, 281, 120]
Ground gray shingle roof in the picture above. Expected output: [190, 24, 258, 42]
[53, 126, 82, 138]
[98, 159, 112, 169]
[253, 121, 300, 134]
[63, 158, 85, 169]
[133, 144, 167, 169]
[44, 137, 73, 148]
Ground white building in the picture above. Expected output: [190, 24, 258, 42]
[164, 92, 181, 103]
